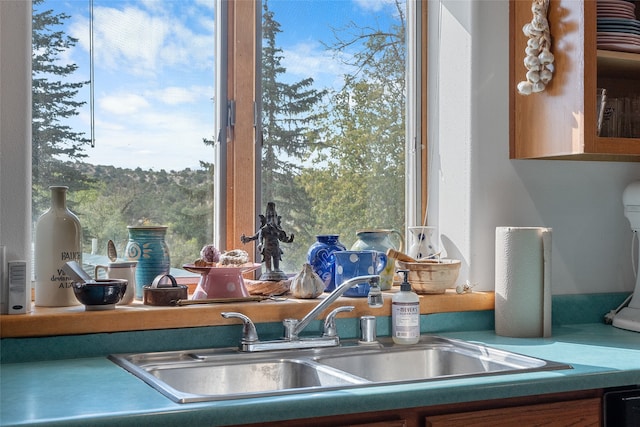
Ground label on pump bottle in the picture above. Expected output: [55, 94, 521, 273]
[392, 301, 420, 341]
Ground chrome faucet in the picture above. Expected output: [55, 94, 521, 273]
[222, 275, 381, 352]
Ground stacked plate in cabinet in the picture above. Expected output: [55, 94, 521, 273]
[597, 0, 640, 53]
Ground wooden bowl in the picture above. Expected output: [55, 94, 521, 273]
[396, 259, 461, 294]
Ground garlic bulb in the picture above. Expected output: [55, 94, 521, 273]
[290, 263, 325, 299]
[526, 70, 540, 83]
[517, 0, 554, 95]
[517, 81, 533, 95]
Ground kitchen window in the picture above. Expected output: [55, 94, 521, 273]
[0, 0, 426, 293]
[0, 0, 428, 334]
[29, 0, 426, 275]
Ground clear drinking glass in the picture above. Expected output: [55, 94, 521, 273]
[601, 97, 616, 137]
[597, 88, 607, 136]
[630, 95, 640, 138]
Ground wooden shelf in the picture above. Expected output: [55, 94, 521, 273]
[0, 290, 495, 338]
[598, 49, 640, 79]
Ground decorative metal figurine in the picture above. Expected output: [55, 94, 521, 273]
[241, 202, 294, 281]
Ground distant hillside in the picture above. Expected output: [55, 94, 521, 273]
[57, 161, 214, 268]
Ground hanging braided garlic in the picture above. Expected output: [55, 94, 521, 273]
[517, 0, 554, 95]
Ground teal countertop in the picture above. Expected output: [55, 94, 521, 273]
[2, 322, 640, 426]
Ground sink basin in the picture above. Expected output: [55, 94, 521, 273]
[109, 336, 571, 403]
[145, 359, 364, 398]
[111, 348, 366, 403]
[314, 338, 551, 382]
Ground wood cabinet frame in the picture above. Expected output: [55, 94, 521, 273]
[509, 0, 640, 161]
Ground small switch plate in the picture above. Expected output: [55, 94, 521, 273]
[8, 260, 28, 314]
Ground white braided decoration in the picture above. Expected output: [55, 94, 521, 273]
[517, 0, 555, 95]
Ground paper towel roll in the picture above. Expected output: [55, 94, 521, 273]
[495, 227, 552, 338]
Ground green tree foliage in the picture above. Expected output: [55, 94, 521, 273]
[260, 0, 329, 271]
[70, 163, 212, 268]
[31, 0, 92, 217]
[299, 1, 406, 243]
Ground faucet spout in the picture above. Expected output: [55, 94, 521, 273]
[290, 275, 379, 338]
[222, 274, 381, 352]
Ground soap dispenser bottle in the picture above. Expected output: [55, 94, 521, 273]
[392, 270, 420, 344]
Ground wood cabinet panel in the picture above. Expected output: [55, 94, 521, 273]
[245, 390, 602, 427]
[425, 397, 601, 427]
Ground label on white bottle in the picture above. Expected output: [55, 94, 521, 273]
[36, 250, 82, 306]
[51, 251, 81, 287]
[392, 301, 420, 339]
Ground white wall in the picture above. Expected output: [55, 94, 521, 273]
[0, 1, 32, 278]
[431, 0, 640, 295]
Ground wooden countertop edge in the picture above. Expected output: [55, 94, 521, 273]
[0, 290, 494, 338]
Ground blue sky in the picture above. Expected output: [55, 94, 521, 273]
[40, 0, 400, 170]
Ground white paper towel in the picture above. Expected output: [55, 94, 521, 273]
[495, 227, 552, 338]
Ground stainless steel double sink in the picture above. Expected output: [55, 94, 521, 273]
[109, 335, 571, 403]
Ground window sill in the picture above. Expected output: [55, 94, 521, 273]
[0, 290, 494, 338]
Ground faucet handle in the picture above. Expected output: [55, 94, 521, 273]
[323, 305, 354, 337]
[221, 312, 259, 343]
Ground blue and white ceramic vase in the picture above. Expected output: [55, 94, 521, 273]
[125, 226, 170, 299]
[407, 226, 438, 260]
[306, 234, 346, 292]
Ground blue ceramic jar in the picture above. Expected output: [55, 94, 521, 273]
[306, 235, 346, 292]
[125, 226, 171, 299]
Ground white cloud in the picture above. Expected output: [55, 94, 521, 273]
[86, 110, 214, 170]
[100, 93, 150, 115]
[89, 88, 214, 169]
[194, 0, 215, 12]
[281, 41, 354, 90]
[353, 0, 397, 12]
[69, 3, 214, 76]
[98, 6, 167, 72]
[149, 86, 213, 105]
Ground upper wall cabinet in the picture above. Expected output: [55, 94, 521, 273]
[510, 0, 640, 161]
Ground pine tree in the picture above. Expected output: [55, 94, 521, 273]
[32, 0, 92, 218]
[261, 0, 328, 270]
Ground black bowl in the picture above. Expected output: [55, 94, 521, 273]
[73, 279, 127, 310]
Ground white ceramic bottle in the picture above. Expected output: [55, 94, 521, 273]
[392, 270, 420, 344]
[35, 186, 83, 306]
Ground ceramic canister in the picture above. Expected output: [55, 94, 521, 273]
[350, 229, 403, 290]
[124, 226, 170, 300]
[307, 234, 346, 292]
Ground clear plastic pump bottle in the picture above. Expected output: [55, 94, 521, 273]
[392, 270, 420, 344]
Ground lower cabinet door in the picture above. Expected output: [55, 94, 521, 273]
[425, 397, 601, 427]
